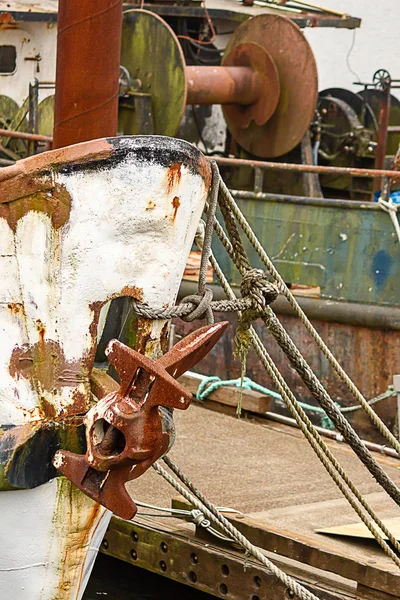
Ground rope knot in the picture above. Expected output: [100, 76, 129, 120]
[179, 288, 214, 323]
[241, 269, 278, 314]
[191, 509, 211, 529]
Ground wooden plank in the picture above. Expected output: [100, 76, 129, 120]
[172, 499, 400, 596]
[178, 372, 272, 413]
[356, 584, 399, 600]
[102, 516, 355, 600]
[91, 369, 272, 414]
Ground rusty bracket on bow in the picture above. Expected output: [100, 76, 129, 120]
[53, 322, 228, 519]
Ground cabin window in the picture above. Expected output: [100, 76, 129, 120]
[0, 46, 16, 74]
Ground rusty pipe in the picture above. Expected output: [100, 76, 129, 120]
[0, 129, 52, 144]
[374, 86, 391, 192]
[186, 66, 263, 106]
[213, 156, 400, 181]
[53, 0, 123, 149]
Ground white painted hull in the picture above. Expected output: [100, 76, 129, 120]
[0, 136, 210, 598]
[0, 478, 111, 599]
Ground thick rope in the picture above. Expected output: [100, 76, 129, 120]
[262, 306, 400, 505]
[207, 247, 400, 565]
[198, 162, 219, 298]
[218, 177, 400, 455]
[154, 458, 321, 600]
[214, 189, 400, 506]
[129, 294, 277, 321]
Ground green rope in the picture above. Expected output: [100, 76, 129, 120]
[196, 376, 396, 431]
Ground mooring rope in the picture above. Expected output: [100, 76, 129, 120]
[153, 457, 321, 600]
[205, 239, 400, 565]
[213, 180, 400, 507]
[196, 375, 396, 430]
[217, 177, 400, 455]
[130, 166, 400, 574]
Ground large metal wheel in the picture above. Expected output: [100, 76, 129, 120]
[222, 15, 318, 158]
[121, 10, 187, 137]
[0, 95, 28, 159]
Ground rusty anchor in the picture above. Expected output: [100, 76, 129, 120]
[53, 322, 228, 519]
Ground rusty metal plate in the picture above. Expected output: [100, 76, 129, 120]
[223, 14, 318, 158]
[121, 10, 187, 137]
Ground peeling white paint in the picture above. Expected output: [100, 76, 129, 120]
[0, 137, 209, 599]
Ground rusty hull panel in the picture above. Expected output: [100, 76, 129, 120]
[175, 311, 400, 443]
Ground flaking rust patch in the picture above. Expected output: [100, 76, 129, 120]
[146, 200, 156, 210]
[9, 340, 90, 418]
[119, 285, 144, 302]
[197, 154, 212, 191]
[6, 183, 71, 232]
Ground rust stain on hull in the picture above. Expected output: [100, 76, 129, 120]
[166, 161, 182, 192]
[55, 478, 104, 599]
[171, 195, 181, 222]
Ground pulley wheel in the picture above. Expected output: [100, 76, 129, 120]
[222, 15, 318, 158]
[37, 94, 55, 136]
[121, 10, 187, 136]
[0, 95, 28, 159]
[320, 88, 378, 133]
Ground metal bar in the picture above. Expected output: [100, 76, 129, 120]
[178, 280, 400, 331]
[374, 86, 391, 192]
[300, 131, 323, 198]
[186, 65, 262, 106]
[230, 189, 382, 209]
[0, 143, 20, 162]
[28, 78, 39, 156]
[263, 412, 399, 459]
[0, 129, 53, 144]
[394, 375, 400, 442]
[53, 0, 123, 149]
[7, 6, 362, 29]
[213, 156, 400, 181]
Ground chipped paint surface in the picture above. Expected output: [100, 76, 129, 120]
[0, 136, 209, 429]
[0, 135, 210, 598]
[0, 477, 110, 600]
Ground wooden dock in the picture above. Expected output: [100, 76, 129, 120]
[100, 401, 400, 599]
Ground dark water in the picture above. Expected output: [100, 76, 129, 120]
[84, 554, 215, 600]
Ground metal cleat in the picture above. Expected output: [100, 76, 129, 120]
[53, 322, 228, 519]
